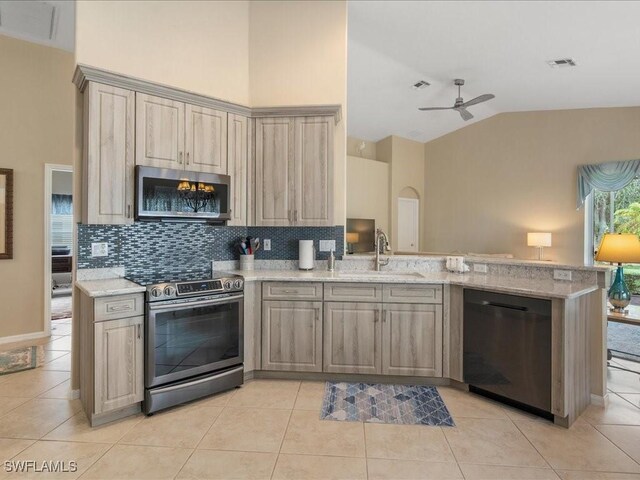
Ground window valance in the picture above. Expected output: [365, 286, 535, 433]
[577, 159, 640, 209]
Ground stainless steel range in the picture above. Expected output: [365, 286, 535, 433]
[139, 273, 244, 414]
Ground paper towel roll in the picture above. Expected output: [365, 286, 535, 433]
[299, 240, 315, 270]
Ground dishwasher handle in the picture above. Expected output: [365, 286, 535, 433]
[481, 300, 529, 312]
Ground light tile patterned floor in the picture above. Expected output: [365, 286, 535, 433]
[0, 326, 639, 479]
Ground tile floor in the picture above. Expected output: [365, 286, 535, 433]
[0, 328, 639, 479]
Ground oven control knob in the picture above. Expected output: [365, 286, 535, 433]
[224, 280, 232, 290]
[150, 287, 163, 298]
[234, 279, 243, 289]
[164, 286, 176, 297]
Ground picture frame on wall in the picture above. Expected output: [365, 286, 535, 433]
[0, 169, 13, 260]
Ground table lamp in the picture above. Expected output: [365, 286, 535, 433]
[346, 232, 360, 254]
[527, 232, 552, 260]
[595, 233, 640, 313]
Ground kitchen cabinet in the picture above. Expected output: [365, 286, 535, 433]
[136, 93, 228, 174]
[323, 302, 382, 374]
[79, 291, 144, 426]
[227, 114, 249, 225]
[254, 116, 334, 226]
[382, 303, 442, 376]
[94, 316, 144, 414]
[262, 300, 323, 372]
[83, 82, 135, 225]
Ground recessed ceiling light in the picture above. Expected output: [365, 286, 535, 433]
[412, 80, 430, 89]
[547, 58, 577, 68]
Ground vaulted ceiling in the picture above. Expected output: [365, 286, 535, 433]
[347, 1, 640, 142]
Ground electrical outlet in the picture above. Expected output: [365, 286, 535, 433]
[554, 269, 572, 281]
[263, 239, 271, 251]
[319, 240, 336, 252]
[473, 263, 488, 273]
[91, 242, 108, 257]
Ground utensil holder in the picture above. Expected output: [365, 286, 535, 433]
[240, 254, 254, 271]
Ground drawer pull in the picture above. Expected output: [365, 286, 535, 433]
[107, 304, 132, 312]
[281, 290, 299, 294]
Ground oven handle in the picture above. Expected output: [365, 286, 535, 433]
[147, 294, 244, 312]
[150, 366, 244, 394]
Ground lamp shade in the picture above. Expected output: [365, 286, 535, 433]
[346, 232, 360, 243]
[527, 232, 552, 247]
[595, 233, 640, 263]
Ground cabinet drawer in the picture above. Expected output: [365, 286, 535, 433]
[262, 282, 323, 301]
[94, 294, 144, 321]
[324, 283, 382, 302]
[382, 284, 443, 304]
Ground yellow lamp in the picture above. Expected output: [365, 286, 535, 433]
[596, 233, 640, 312]
[346, 232, 360, 254]
[527, 232, 552, 260]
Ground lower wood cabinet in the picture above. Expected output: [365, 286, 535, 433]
[262, 300, 322, 372]
[323, 302, 382, 374]
[94, 316, 144, 414]
[382, 303, 442, 377]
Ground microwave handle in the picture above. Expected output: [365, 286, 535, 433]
[147, 294, 244, 312]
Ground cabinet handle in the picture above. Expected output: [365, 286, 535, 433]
[374, 310, 379, 323]
[294, 210, 298, 222]
[288, 210, 292, 222]
[382, 308, 386, 322]
[127, 205, 131, 218]
[137, 324, 141, 339]
[179, 151, 183, 164]
[186, 152, 190, 165]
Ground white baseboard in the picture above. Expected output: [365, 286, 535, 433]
[0, 330, 48, 346]
[591, 393, 609, 406]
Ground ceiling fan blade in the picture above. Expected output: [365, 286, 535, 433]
[418, 106, 453, 111]
[460, 94, 495, 108]
[457, 108, 474, 121]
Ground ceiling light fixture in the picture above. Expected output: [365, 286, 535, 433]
[547, 58, 577, 68]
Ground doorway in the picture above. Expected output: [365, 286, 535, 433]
[44, 165, 73, 359]
[397, 197, 419, 252]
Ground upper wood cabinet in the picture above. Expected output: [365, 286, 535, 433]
[83, 82, 135, 225]
[136, 93, 228, 174]
[254, 116, 334, 226]
[227, 114, 249, 226]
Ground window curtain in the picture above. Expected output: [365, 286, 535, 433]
[51, 194, 72, 215]
[577, 159, 640, 209]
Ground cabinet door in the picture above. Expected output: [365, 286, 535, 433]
[262, 301, 322, 372]
[84, 83, 135, 224]
[382, 304, 442, 377]
[185, 105, 228, 174]
[227, 114, 248, 225]
[136, 93, 185, 169]
[293, 116, 334, 226]
[323, 302, 381, 374]
[254, 117, 295, 225]
[94, 316, 144, 414]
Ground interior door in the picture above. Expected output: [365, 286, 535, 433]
[397, 197, 419, 252]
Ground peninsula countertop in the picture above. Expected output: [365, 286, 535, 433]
[75, 277, 146, 298]
[226, 269, 600, 299]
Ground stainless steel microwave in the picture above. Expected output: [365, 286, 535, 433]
[135, 166, 231, 222]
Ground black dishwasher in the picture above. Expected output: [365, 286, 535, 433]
[463, 289, 552, 417]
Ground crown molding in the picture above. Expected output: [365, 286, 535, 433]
[73, 64, 342, 123]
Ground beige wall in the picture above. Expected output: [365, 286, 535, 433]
[249, 0, 347, 224]
[347, 156, 389, 235]
[424, 107, 640, 264]
[0, 35, 75, 339]
[75, 0, 251, 105]
[373, 136, 426, 251]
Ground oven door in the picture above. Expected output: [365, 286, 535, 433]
[146, 294, 243, 389]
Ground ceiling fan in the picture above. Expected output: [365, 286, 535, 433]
[419, 79, 495, 121]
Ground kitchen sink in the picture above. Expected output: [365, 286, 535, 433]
[336, 271, 424, 279]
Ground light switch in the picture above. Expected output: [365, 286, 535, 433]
[263, 239, 271, 251]
[91, 242, 108, 257]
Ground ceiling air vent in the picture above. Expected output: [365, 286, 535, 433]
[412, 80, 431, 89]
[547, 58, 577, 68]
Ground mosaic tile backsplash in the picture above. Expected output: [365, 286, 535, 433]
[77, 222, 344, 278]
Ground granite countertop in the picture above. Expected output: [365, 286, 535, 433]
[75, 277, 146, 298]
[227, 269, 599, 299]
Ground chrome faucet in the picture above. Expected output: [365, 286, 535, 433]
[375, 228, 391, 271]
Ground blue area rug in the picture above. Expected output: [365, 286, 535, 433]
[320, 382, 455, 427]
[608, 321, 640, 362]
